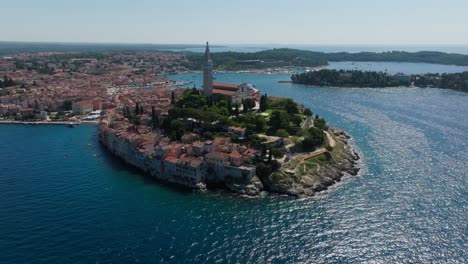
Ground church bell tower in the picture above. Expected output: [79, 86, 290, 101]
[203, 42, 213, 96]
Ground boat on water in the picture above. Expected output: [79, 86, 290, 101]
[67, 123, 76, 128]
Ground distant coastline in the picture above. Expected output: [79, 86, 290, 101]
[291, 69, 468, 92]
[184, 49, 468, 71]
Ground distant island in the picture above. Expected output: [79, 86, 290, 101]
[291, 69, 468, 92]
[185, 49, 468, 70]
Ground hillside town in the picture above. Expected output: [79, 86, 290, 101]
[98, 43, 269, 192]
[0, 50, 190, 121]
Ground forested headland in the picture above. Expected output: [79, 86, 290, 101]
[184, 49, 468, 70]
[291, 69, 468, 92]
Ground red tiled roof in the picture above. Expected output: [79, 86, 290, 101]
[213, 88, 235, 96]
[205, 151, 229, 159]
[213, 82, 238, 91]
[75, 100, 92, 106]
[229, 151, 242, 159]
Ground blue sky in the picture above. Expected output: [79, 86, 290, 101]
[2, 0, 467, 45]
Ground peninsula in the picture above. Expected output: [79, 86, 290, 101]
[184, 49, 468, 71]
[0, 42, 360, 197]
[98, 43, 360, 197]
[291, 69, 468, 92]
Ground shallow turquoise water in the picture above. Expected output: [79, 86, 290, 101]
[1, 72, 467, 263]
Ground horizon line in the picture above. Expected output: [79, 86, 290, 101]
[1, 40, 468, 47]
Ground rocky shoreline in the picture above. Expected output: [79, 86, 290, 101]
[99, 122, 360, 198]
[259, 128, 360, 198]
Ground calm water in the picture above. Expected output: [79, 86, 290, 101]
[1, 72, 468, 263]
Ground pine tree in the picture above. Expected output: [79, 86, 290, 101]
[227, 100, 232, 115]
[151, 106, 158, 130]
[135, 103, 140, 116]
[263, 93, 268, 111]
[259, 95, 264, 112]
[260, 94, 268, 112]
[126, 106, 130, 118]
[234, 104, 239, 118]
[268, 147, 272, 162]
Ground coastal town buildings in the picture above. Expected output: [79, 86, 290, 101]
[0, 51, 189, 119]
[72, 100, 93, 115]
[1, 44, 259, 190]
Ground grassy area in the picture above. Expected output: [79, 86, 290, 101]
[271, 170, 293, 184]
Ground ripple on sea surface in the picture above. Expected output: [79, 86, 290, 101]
[1, 85, 467, 263]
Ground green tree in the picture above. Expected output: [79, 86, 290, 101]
[303, 108, 313, 117]
[314, 118, 328, 131]
[129, 115, 141, 134]
[227, 100, 232, 115]
[63, 100, 72, 111]
[269, 110, 290, 130]
[151, 106, 158, 130]
[302, 127, 325, 151]
[276, 129, 289, 138]
[284, 99, 299, 114]
[170, 119, 189, 141]
[177, 89, 207, 108]
[271, 147, 285, 159]
[291, 114, 302, 127]
[259, 94, 268, 112]
[234, 104, 240, 118]
[242, 98, 256, 112]
[135, 102, 140, 116]
[256, 162, 272, 178]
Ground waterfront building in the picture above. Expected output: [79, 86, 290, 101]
[72, 100, 93, 115]
[40, 111, 48, 120]
[162, 156, 207, 186]
[91, 99, 102, 110]
[205, 151, 230, 177]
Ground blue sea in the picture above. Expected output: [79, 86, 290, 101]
[1, 63, 468, 263]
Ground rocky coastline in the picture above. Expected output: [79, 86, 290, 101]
[259, 128, 360, 198]
[99, 122, 360, 198]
